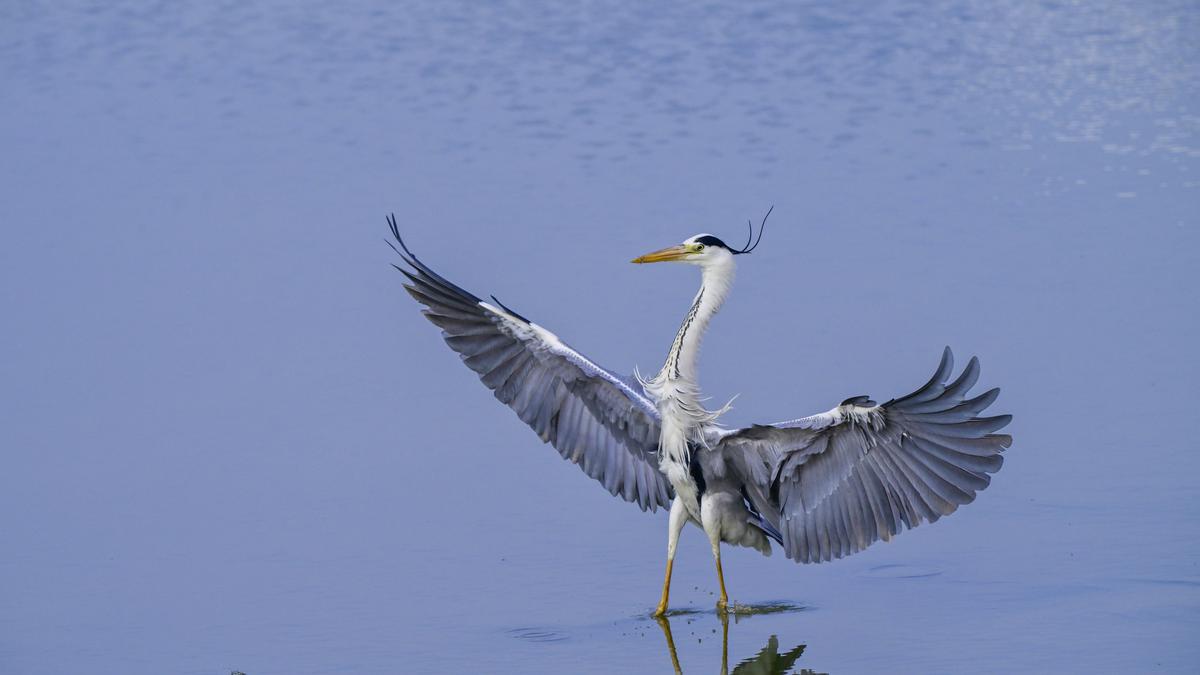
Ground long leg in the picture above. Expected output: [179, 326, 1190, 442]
[700, 496, 729, 611]
[712, 547, 729, 610]
[653, 497, 688, 617]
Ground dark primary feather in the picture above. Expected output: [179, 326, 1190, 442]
[387, 216, 672, 512]
[720, 347, 1011, 563]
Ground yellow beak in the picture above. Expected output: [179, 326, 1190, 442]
[631, 244, 691, 264]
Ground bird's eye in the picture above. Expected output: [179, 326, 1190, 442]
[695, 244, 705, 251]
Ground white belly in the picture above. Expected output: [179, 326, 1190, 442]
[650, 379, 716, 524]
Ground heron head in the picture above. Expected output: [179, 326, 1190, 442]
[630, 234, 739, 266]
[631, 207, 771, 267]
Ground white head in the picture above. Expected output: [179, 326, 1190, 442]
[630, 208, 770, 270]
[629, 233, 740, 268]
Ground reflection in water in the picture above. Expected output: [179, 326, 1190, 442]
[655, 612, 822, 675]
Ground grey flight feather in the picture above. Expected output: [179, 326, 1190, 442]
[388, 219, 673, 512]
[717, 347, 1011, 563]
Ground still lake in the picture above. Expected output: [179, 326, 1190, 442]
[2, 1, 1197, 673]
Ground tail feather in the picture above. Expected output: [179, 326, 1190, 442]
[750, 514, 784, 546]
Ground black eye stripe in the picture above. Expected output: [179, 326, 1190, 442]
[693, 235, 728, 249]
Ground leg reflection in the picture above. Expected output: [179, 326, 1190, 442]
[719, 611, 729, 675]
[653, 612, 809, 674]
[654, 615, 683, 675]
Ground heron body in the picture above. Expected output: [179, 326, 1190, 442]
[634, 235, 774, 611]
[389, 213, 1011, 616]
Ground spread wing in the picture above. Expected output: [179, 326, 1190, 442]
[387, 216, 672, 511]
[719, 347, 1011, 562]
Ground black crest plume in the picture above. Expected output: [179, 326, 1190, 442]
[731, 205, 773, 255]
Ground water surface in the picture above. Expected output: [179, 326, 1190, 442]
[1, 1, 1197, 673]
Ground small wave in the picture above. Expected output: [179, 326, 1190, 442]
[507, 627, 569, 643]
[862, 564, 943, 579]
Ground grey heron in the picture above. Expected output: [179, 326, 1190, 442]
[388, 212, 1011, 616]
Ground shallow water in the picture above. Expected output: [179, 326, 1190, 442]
[2, 1, 1198, 673]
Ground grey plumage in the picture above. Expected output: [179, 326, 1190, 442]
[390, 221, 1011, 586]
[390, 217, 671, 512]
[716, 347, 1011, 563]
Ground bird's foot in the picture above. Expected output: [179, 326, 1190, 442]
[716, 597, 729, 613]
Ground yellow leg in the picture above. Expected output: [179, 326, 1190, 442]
[653, 558, 674, 617]
[715, 549, 729, 611]
[655, 498, 687, 617]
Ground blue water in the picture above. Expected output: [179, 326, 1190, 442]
[2, 2, 1197, 673]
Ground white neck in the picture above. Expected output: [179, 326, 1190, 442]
[661, 261, 734, 384]
[639, 255, 736, 491]
[641, 256, 736, 439]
